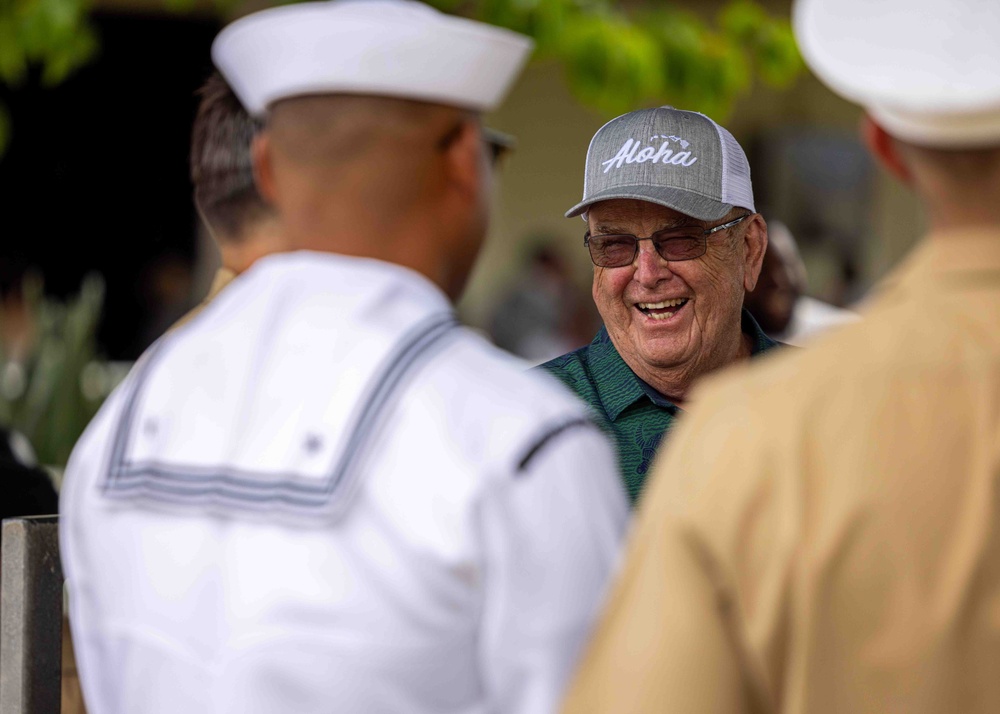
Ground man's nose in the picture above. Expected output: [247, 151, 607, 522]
[633, 240, 674, 287]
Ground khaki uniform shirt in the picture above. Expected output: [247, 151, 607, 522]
[562, 227, 1000, 714]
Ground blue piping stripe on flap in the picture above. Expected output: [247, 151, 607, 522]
[103, 313, 458, 514]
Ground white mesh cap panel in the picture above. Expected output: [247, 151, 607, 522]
[714, 123, 755, 212]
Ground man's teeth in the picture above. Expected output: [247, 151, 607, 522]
[637, 298, 687, 320]
[638, 298, 687, 309]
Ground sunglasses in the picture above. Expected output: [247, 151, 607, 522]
[437, 122, 514, 167]
[584, 213, 752, 268]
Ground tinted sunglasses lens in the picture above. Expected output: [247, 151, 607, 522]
[653, 234, 705, 261]
[487, 140, 508, 166]
[589, 235, 637, 267]
[482, 127, 514, 167]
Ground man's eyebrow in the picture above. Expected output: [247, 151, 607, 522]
[593, 216, 699, 235]
[657, 216, 700, 230]
[593, 223, 630, 235]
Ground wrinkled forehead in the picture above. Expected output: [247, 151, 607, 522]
[586, 199, 700, 232]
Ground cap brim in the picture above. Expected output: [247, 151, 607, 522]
[565, 185, 735, 222]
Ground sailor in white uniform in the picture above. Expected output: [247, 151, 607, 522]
[60, 3, 629, 713]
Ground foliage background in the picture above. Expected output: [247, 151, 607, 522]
[0, 275, 108, 468]
[0, 0, 800, 155]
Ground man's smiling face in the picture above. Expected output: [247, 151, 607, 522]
[588, 198, 766, 399]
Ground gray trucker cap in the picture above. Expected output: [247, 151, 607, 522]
[566, 106, 755, 221]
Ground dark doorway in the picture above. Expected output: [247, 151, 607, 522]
[0, 12, 220, 358]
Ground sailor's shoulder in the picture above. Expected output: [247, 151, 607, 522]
[427, 328, 593, 420]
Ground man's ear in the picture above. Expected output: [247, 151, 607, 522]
[252, 133, 278, 206]
[742, 214, 768, 292]
[861, 115, 912, 184]
[441, 119, 483, 199]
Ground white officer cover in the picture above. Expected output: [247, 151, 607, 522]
[61, 251, 628, 714]
[213, 0, 534, 116]
[794, 0, 1000, 147]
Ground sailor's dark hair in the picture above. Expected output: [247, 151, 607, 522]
[189, 72, 273, 241]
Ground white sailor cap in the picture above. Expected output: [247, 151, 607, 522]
[212, 0, 533, 117]
[794, 0, 1000, 148]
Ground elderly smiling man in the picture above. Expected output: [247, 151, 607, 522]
[540, 106, 779, 501]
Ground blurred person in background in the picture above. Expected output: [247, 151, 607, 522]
[539, 107, 779, 503]
[489, 242, 597, 364]
[60, 2, 628, 713]
[175, 71, 284, 328]
[561, 0, 1000, 711]
[0, 255, 37, 369]
[744, 218, 858, 346]
[0, 257, 38, 429]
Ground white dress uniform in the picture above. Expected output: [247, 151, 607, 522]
[61, 252, 629, 714]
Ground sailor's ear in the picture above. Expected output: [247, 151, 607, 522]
[252, 133, 278, 205]
[862, 115, 913, 184]
[441, 118, 483, 198]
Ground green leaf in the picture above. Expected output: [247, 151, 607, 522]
[0, 0, 804, 164]
[719, 0, 768, 44]
[559, 12, 665, 115]
[754, 21, 802, 87]
[0, 273, 107, 466]
[0, 17, 28, 84]
[40, 22, 97, 85]
[38, 0, 82, 39]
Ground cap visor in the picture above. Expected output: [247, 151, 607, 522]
[565, 185, 734, 222]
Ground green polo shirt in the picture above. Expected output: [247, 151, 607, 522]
[537, 310, 781, 503]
